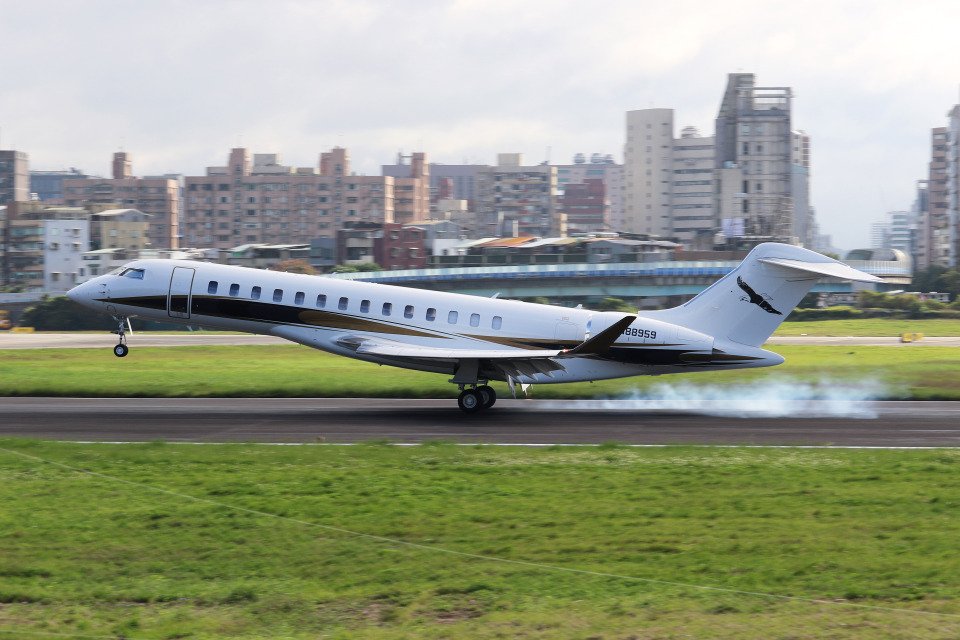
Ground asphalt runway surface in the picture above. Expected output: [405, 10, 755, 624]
[4, 333, 960, 349]
[1, 397, 959, 447]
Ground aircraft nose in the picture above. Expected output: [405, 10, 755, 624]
[67, 280, 95, 307]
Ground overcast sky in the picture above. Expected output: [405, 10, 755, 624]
[2, 0, 959, 249]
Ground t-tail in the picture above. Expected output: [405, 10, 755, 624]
[647, 243, 881, 348]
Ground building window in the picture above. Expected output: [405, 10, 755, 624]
[208, 281, 218, 294]
[382, 302, 392, 316]
[403, 305, 414, 319]
[294, 291, 305, 305]
[492, 316, 503, 330]
[338, 297, 348, 310]
[470, 313, 480, 327]
[229, 283, 240, 297]
[426, 307, 436, 322]
[273, 289, 283, 303]
[316, 294, 327, 308]
[448, 310, 458, 324]
[360, 299, 370, 313]
[251, 286, 261, 300]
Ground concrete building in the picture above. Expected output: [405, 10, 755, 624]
[30, 168, 89, 202]
[947, 104, 960, 267]
[920, 127, 951, 268]
[476, 153, 561, 238]
[872, 211, 915, 257]
[714, 73, 803, 242]
[671, 127, 716, 248]
[0, 150, 29, 206]
[336, 221, 428, 270]
[555, 154, 623, 231]
[63, 152, 180, 250]
[4, 217, 89, 291]
[383, 158, 485, 208]
[558, 179, 609, 233]
[184, 147, 429, 251]
[624, 108, 674, 236]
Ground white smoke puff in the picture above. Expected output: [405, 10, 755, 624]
[548, 378, 888, 419]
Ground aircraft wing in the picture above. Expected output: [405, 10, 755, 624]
[339, 335, 561, 360]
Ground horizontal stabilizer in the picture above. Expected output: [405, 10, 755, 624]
[565, 315, 636, 356]
[758, 257, 882, 283]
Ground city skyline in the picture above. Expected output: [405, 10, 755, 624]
[3, 1, 960, 250]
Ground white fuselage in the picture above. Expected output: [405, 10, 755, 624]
[67, 259, 783, 384]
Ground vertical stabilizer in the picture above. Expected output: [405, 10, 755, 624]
[645, 243, 880, 347]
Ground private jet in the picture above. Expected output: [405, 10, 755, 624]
[67, 243, 880, 412]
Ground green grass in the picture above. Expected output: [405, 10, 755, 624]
[2, 343, 960, 399]
[775, 318, 960, 336]
[0, 441, 958, 639]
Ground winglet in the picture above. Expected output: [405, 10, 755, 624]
[564, 315, 635, 356]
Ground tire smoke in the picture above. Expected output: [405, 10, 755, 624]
[547, 378, 888, 419]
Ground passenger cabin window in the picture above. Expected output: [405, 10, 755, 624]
[403, 305, 414, 319]
[273, 289, 283, 303]
[470, 313, 480, 327]
[360, 299, 370, 313]
[382, 302, 392, 316]
[426, 307, 436, 322]
[448, 310, 458, 324]
[251, 286, 261, 300]
[294, 291, 305, 305]
[316, 294, 327, 308]
[208, 281, 218, 294]
[229, 283, 240, 297]
[492, 316, 502, 330]
[338, 296, 348, 311]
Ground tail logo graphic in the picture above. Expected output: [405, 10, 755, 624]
[737, 276, 782, 315]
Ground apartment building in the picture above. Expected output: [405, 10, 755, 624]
[671, 127, 716, 248]
[947, 105, 960, 267]
[920, 127, 951, 268]
[4, 217, 89, 291]
[555, 154, 622, 231]
[63, 152, 180, 250]
[183, 147, 429, 250]
[624, 108, 674, 236]
[714, 73, 804, 242]
[30, 168, 90, 202]
[0, 150, 29, 206]
[476, 153, 561, 237]
[558, 179, 609, 233]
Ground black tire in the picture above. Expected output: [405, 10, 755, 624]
[457, 389, 483, 413]
[476, 385, 497, 409]
[113, 344, 129, 358]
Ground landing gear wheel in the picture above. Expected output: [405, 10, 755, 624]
[113, 343, 129, 358]
[457, 389, 483, 414]
[476, 385, 497, 409]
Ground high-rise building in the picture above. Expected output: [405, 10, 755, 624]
[0, 150, 29, 206]
[558, 178, 609, 233]
[920, 127, 951, 268]
[476, 154, 561, 237]
[182, 147, 429, 250]
[947, 105, 960, 267]
[63, 152, 180, 249]
[624, 109, 674, 236]
[670, 127, 715, 248]
[714, 73, 802, 241]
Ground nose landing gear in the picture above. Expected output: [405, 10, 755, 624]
[111, 316, 130, 357]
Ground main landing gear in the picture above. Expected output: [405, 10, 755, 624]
[111, 316, 129, 358]
[457, 384, 497, 414]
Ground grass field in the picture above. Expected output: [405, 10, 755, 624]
[2, 343, 960, 399]
[0, 440, 958, 639]
[774, 318, 960, 337]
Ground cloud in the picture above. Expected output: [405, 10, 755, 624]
[3, 0, 960, 248]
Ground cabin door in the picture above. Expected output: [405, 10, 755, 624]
[168, 267, 195, 319]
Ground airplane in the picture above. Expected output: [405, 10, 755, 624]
[66, 243, 880, 413]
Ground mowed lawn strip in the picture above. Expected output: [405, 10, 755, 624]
[0, 441, 958, 639]
[2, 344, 960, 399]
[774, 318, 960, 336]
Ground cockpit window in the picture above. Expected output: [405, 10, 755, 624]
[118, 268, 145, 280]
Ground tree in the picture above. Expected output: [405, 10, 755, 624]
[331, 263, 381, 273]
[270, 259, 318, 275]
[595, 297, 636, 312]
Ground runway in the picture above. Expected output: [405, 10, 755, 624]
[1, 397, 959, 447]
[3, 333, 960, 349]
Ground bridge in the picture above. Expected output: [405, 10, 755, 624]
[329, 258, 910, 308]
